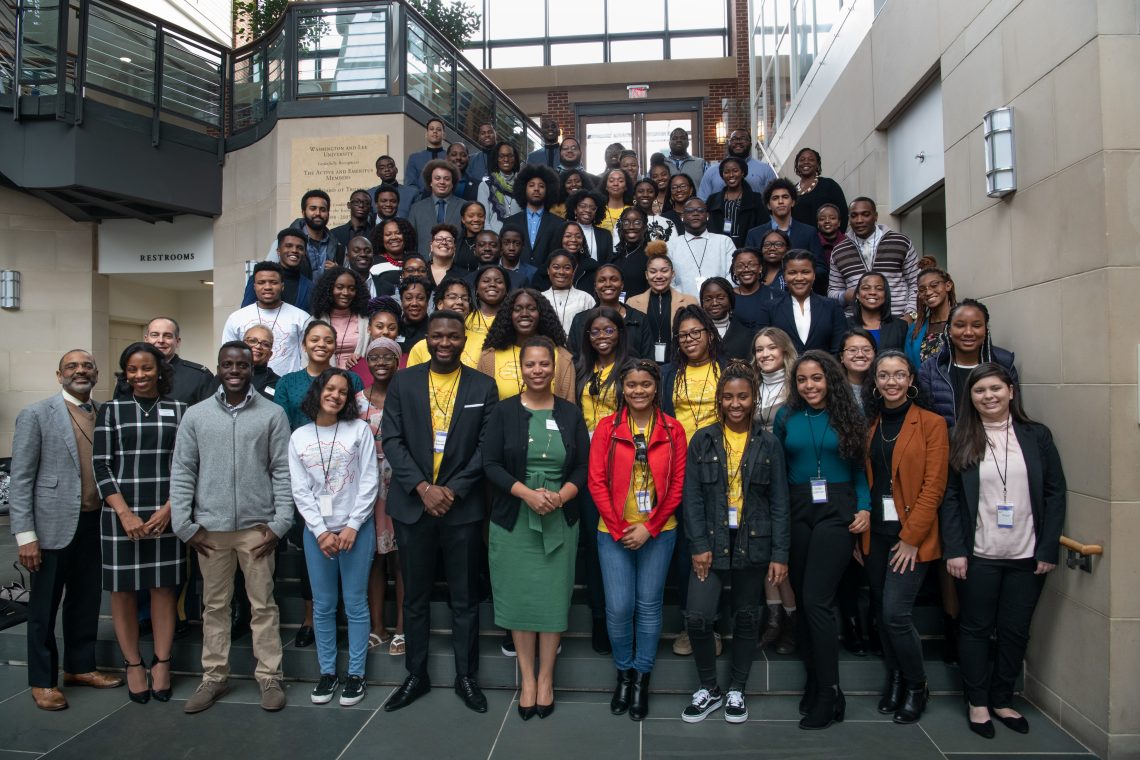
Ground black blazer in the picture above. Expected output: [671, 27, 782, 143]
[848, 315, 907, 354]
[706, 185, 768, 247]
[483, 396, 590, 531]
[758, 293, 848, 355]
[720, 318, 755, 361]
[381, 364, 499, 525]
[940, 420, 1067, 565]
[503, 209, 566, 270]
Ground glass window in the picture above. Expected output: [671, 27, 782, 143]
[814, 0, 843, 58]
[609, 0, 665, 34]
[793, 1, 814, 90]
[610, 38, 662, 63]
[646, 117, 693, 156]
[670, 36, 725, 59]
[669, 0, 725, 30]
[488, 0, 544, 40]
[549, 0, 605, 37]
[550, 41, 604, 66]
[462, 47, 485, 69]
[489, 45, 544, 69]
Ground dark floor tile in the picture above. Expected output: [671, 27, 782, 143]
[646, 693, 895, 724]
[491, 699, 640, 759]
[0, 751, 43, 758]
[642, 715, 944, 759]
[0, 680, 129, 754]
[0, 663, 31, 700]
[944, 754, 1096, 759]
[918, 696, 1090, 755]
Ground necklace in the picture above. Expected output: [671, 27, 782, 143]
[798, 176, 819, 195]
[133, 396, 160, 418]
[255, 302, 282, 334]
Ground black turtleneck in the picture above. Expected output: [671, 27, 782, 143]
[871, 399, 911, 536]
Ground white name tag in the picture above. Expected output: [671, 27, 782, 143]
[653, 342, 666, 363]
[997, 503, 1014, 529]
[319, 493, 334, 517]
[810, 478, 828, 504]
[722, 219, 733, 234]
[882, 496, 899, 522]
[159, 408, 175, 417]
[264, 386, 275, 396]
[545, 418, 559, 431]
[728, 506, 739, 529]
[433, 430, 447, 454]
[396, 334, 405, 343]
[636, 490, 652, 514]
[463, 403, 484, 408]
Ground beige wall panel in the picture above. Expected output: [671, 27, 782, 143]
[985, 280, 1063, 382]
[1109, 617, 1140, 732]
[870, 0, 941, 126]
[1109, 385, 1140, 502]
[943, 136, 973, 227]
[1027, 587, 1110, 731]
[1048, 493, 1111, 617]
[1060, 269, 1110, 384]
[945, 201, 1012, 299]
[940, 31, 1006, 147]
[1019, 383, 1110, 502]
[1000, 0, 1097, 98]
[1096, 0, 1140, 34]
[1008, 72, 1057, 190]
[1100, 37, 1140, 150]
[1102, 150, 1140, 267]
[1107, 266, 1140, 385]
[818, 42, 877, 175]
[1109, 501, 1140, 618]
[1053, 39, 1103, 170]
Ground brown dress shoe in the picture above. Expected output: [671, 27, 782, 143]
[32, 687, 69, 711]
[64, 671, 124, 689]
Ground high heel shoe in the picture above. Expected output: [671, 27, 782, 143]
[536, 701, 555, 719]
[799, 685, 845, 730]
[124, 660, 150, 704]
[517, 703, 537, 721]
[149, 654, 173, 702]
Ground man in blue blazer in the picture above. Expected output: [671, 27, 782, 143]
[744, 178, 827, 289]
[407, 160, 466, 256]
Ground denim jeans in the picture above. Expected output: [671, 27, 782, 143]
[597, 527, 677, 673]
[303, 519, 376, 677]
[864, 531, 929, 683]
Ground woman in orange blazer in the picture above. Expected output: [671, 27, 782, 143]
[625, 243, 698, 364]
[860, 350, 948, 726]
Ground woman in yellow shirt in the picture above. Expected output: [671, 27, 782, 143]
[599, 168, 633, 233]
[405, 276, 482, 368]
[477, 288, 576, 401]
[661, 305, 724, 442]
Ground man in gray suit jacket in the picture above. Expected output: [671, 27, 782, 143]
[10, 349, 124, 710]
[407, 159, 465, 257]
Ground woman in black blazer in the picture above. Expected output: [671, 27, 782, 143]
[483, 336, 590, 720]
[706, 158, 767, 247]
[848, 272, 906, 353]
[758, 250, 848, 355]
[699, 277, 755, 361]
[940, 363, 1066, 740]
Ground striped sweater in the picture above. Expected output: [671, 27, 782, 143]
[827, 224, 918, 317]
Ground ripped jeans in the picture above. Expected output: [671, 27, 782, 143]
[685, 562, 768, 692]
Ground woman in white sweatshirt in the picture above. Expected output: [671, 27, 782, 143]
[289, 368, 378, 707]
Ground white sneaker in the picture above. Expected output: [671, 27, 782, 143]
[681, 687, 723, 723]
[724, 690, 748, 723]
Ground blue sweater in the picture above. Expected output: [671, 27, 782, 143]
[773, 406, 871, 510]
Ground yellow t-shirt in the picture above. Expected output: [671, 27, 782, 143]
[580, 363, 617, 434]
[673, 363, 719, 441]
[406, 327, 484, 369]
[428, 368, 460, 481]
[598, 417, 677, 534]
[599, 204, 629, 232]
[490, 345, 562, 400]
[724, 427, 749, 511]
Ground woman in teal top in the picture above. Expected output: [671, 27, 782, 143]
[274, 320, 364, 431]
[773, 349, 869, 731]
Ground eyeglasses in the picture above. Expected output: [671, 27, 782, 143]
[843, 347, 874, 356]
[589, 326, 617, 338]
[761, 241, 787, 250]
[244, 338, 273, 350]
[682, 207, 708, 215]
[916, 281, 946, 294]
[623, 219, 646, 229]
[349, 198, 372, 207]
[368, 353, 399, 366]
[875, 371, 911, 383]
[677, 328, 707, 343]
[432, 236, 455, 245]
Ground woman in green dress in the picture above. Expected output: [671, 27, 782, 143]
[484, 335, 591, 721]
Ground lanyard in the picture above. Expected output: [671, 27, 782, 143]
[679, 363, 715, 421]
[316, 421, 340, 491]
[683, 234, 709, 279]
[804, 409, 826, 479]
[429, 370, 461, 422]
[875, 418, 902, 490]
[984, 418, 1012, 500]
[255, 303, 282, 333]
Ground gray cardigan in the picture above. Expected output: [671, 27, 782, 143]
[169, 391, 294, 542]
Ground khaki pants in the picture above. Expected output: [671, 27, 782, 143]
[197, 527, 283, 685]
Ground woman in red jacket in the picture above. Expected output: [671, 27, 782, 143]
[589, 358, 687, 723]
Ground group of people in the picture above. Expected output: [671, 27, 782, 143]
[9, 120, 1066, 742]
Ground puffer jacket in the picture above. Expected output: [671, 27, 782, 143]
[917, 340, 1018, 426]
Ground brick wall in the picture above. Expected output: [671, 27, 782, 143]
[702, 0, 753, 161]
[546, 91, 574, 140]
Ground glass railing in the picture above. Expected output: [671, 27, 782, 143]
[3, 0, 541, 157]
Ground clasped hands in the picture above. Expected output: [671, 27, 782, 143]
[521, 487, 563, 516]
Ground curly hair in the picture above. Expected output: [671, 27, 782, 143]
[785, 350, 867, 463]
[421, 158, 460, 191]
[670, 303, 722, 370]
[513, 164, 558, 210]
[398, 275, 433, 314]
[614, 205, 649, 256]
[117, 341, 173, 398]
[299, 368, 360, 424]
[370, 217, 417, 259]
[310, 266, 369, 319]
[564, 189, 604, 224]
[574, 306, 630, 399]
[860, 349, 932, 419]
[599, 167, 634, 204]
[730, 247, 762, 286]
[762, 177, 799, 207]
[483, 288, 566, 350]
[433, 274, 473, 312]
[367, 295, 401, 320]
[560, 169, 590, 202]
[490, 140, 520, 175]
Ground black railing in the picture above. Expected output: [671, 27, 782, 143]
[3, 0, 542, 159]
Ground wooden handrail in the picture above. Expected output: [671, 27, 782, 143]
[1060, 536, 1103, 556]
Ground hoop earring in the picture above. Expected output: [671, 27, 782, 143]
[871, 386, 882, 399]
[906, 385, 919, 399]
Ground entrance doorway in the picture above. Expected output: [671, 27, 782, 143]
[579, 103, 702, 177]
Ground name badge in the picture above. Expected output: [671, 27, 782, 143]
[264, 386, 275, 396]
[653, 342, 667, 363]
[619, 290, 627, 303]
[319, 493, 334, 517]
[728, 506, 739, 529]
[433, 430, 447, 453]
[722, 219, 733, 234]
[882, 496, 899, 522]
[636, 490, 652, 514]
[545, 418, 560, 431]
[396, 334, 405, 343]
[159, 408, 175, 417]
[810, 478, 828, 504]
[997, 503, 1014, 529]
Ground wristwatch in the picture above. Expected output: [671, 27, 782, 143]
[906, 310, 918, 321]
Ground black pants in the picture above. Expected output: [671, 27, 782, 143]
[576, 490, 605, 620]
[864, 531, 929, 683]
[958, 557, 1043, 708]
[26, 510, 102, 687]
[669, 503, 690, 611]
[788, 483, 856, 688]
[394, 517, 482, 679]
[685, 562, 766, 692]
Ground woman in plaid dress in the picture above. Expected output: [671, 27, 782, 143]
[93, 342, 187, 703]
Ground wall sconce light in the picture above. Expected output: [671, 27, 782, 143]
[0, 270, 20, 309]
[983, 107, 1016, 198]
[715, 121, 727, 145]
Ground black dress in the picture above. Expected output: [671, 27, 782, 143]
[792, 177, 848, 232]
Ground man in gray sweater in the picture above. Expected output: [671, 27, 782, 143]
[170, 341, 294, 715]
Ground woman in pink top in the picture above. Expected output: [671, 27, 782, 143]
[311, 267, 370, 373]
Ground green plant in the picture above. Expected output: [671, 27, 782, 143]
[406, 0, 481, 50]
[232, 0, 326, 49]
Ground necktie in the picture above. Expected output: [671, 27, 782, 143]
[430, 148, 441, 159]
[547, 147, 556, 167]
[436, 199, 446, 223]
[78, 402, 93, 413]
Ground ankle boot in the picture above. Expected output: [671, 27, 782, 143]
[610, 668, 634, 715]
[799, 685, 845, 730]
[798, 671, 818, 716]
[775, 610, 797, 655]
[758, 604, 783, 650]
[877, 670, 904, 714]
[842, 615, 866, 656]
[628, 671, 651, 722]
[893, 681, 928, 724]
[942, 614, 960, 666]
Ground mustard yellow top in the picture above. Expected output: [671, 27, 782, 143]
[598, 417, 677, 534]
[406, 324, 484, 369]
[673, 363, 718, 441]
[599, 204, 629, 232]
[428, 368, 460, 481]
[580, 362, 617, 434]
[723, 427, 749, 510]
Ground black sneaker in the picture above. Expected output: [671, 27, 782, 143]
[681, 687, 723, 723]
[725, 690, 748, 723]
[501, 632, 516, 657]
[340, 675, 366, 706]
[311, 673, 340, 704]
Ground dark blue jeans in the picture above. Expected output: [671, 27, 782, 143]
[865, 531, 929, 684]
[597, 528, 676, 673]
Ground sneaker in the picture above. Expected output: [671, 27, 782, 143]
[681, 687, 723, 723]
[725, 690, 748, 723]
[501, 632, 516, 657]
[311, 673, 340, 704]
[672, 631, 693, 656]
[184, 679, 229, 714]
[340, 675, 366, 706]
[260, 678, 286, 712]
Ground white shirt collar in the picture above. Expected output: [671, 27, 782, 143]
[61, 389, 92, 407]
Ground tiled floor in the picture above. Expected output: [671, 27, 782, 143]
[0, 665, 1097, 759]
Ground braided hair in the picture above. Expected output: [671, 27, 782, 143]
[607, 358, 679, 495]
[483, 288, 567, 350]
[714, 359, 760, 425]
[785, 350, 867, 463]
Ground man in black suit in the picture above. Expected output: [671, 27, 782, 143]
[447, 142, 480, 201]
[381, 311, 498, 714]
[503, 164, 564, 270]
[407, 159, 466, 258]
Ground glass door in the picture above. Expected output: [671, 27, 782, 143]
[579, 110, 698, 177]
[581, 118, 634, 176]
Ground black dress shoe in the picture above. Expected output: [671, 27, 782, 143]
[968, 718, 996, 739]
[294, 625, 315, 648]
[536, 701, 554, 719]
[518, 703, 537, 721]
[383, 674, 430, 712]
[993, 711, 1029, 734]
[592, 618, 612, 655]
[893, 681, 928, 724]
[628, 671, 650, 722]
[455, 676, 488, 713]
[610, 668, 634, 715]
